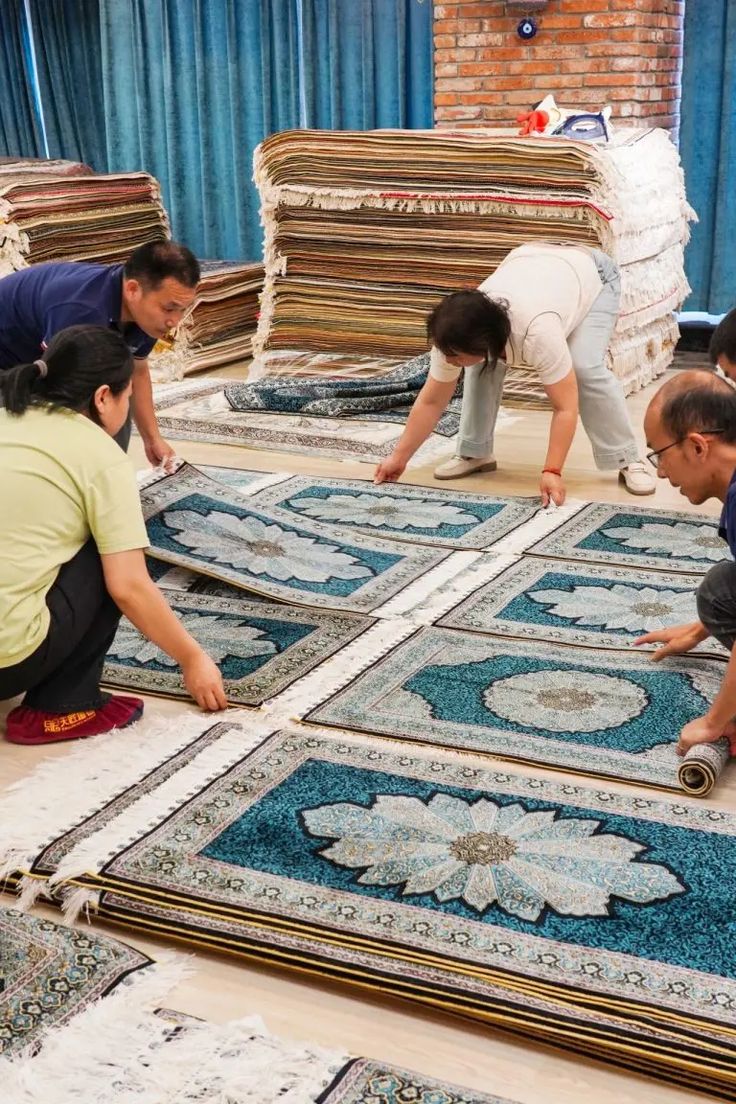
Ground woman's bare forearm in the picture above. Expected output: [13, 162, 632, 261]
[392, 378, 457, 463]
[545, 408, 578, 470]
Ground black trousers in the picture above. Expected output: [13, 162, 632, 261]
[114, 412, 132, 451]
[697, 560, 736, 651]
[0, 541, 121, 712]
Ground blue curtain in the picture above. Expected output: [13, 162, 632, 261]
[28, 0, 108, 170]
[0, 0, 45, 158]
[2, 0, 434, 257]
[300, 0, 433, 129]
[97, 0, 301, 260]
[680, 1, 736, 313]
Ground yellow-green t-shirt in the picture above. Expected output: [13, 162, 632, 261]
[0, 406, 150, 667]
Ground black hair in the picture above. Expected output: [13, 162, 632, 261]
[427, 291, 511, 370]
[123, 239, 200, 290]
[1, 325, 134, 420]
[709, 307, 736, 366]
[660, 372, 736, 444]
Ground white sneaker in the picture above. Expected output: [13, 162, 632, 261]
[434, 455, 497, 480]
[619, 460, 656, 495]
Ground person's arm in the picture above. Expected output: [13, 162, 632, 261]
[539, 370, 578, 506]
[131, 358, 176, 468]
[374, 376, 457, 483]
[102, 548, 227, 711]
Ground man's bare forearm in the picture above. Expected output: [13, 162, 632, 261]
[131, 358, 159, 441]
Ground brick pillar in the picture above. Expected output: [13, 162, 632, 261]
[434, 1, 684, 134]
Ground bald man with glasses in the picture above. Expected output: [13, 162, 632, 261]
[636, 369, 736, 756]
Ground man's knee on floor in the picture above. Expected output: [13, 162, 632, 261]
[696, 560, 736, 631]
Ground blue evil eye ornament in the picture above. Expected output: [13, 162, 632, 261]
[517, 17, 538, 40]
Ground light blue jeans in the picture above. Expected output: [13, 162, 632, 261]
[456, 250, 640, 470]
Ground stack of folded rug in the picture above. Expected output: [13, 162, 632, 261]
[252, 127, 693, 405]
[149, 261, 264, 382]
[0, 166, 170, 277]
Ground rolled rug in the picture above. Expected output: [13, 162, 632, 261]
[677, 737, 731, 797]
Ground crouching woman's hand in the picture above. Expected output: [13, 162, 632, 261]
[182, 648, 228, 711]
[103, 549, 228, 712]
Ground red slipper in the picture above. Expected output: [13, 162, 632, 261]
[4, 695, 144, 745]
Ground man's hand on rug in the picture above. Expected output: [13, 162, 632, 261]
[539, 471, 566, 507]
[144, 432, 177, 470]
[374, 453, 407, 484]
[676, 715, 728, 756]
[183, 651, 228, 711]
[634, 621, 708, 661]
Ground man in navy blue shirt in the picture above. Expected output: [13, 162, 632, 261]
[637, 369, 736, 755]
[710, 306, 736, 380]
[0, 240, 199, 464]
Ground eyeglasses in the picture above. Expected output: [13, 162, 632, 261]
[646, 429, 726, 468]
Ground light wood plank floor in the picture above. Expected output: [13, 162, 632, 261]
[2, 364, 730, 1104]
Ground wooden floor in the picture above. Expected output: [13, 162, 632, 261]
[1, 363, 730, 1104]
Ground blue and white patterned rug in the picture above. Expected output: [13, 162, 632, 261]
[103, 590, 374, 705]
[141, 465, 454, 613]
[437, 556, 728, 657]
[0, 907, 150, 1057]
[304, 628, 724, 790]
[223, 353, 439, 420]
[10, 725, 734, 1097]
[527, 501, 727, 573]
[246, 474, 539, 550]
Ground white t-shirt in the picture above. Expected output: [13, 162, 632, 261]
[429, 243, 605, 387]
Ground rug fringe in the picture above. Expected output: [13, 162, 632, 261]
[263, 618, 418, 723]
[0, 712, 231, 883]
[49, 716, 274, 886]
[400, 553, 521, 626]
[13, 875, 52, 911]
[374, 550, 483, 619]
[229, 470, 295, 496]
[59, 886, 101, 924]
[1, 985, 346, 1104]
[486, 498, 588, 556]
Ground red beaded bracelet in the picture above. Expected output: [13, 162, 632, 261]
[542, 467, 562, 476]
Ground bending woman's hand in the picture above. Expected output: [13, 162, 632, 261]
[540, 471, 566, 507]
[374, 375, 457, 485]
[374, 452, 407, 484]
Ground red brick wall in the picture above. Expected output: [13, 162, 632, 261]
[434, 1, 684, 134]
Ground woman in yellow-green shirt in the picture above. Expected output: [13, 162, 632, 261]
[0, 325, 226, 745]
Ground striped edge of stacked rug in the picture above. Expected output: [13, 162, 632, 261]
[0, 159, 170, 277]
[149, 260, 264, 382]
[251, 127, 693, 406]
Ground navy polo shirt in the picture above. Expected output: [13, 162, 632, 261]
[718, 467, 736, 558]
[0, 261, 156, 368]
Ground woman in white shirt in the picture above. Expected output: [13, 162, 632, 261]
[374, 243, 654, 505]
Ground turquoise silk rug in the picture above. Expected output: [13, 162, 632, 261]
[140, 465, 452, 613]
[17, 725, 736, 1097]
[0, 907, 150, 1057]
[245, 474, 539, 550]
[437, 556, 728, 658]
[527, 502, 726, 573]
[103, 590, 373, 706]
[320, 1059, 517, 1104]
[304, 628, 725, 790]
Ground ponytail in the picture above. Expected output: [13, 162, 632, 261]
[0, 325, 134, 417]
[1, 360, 48, 415]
